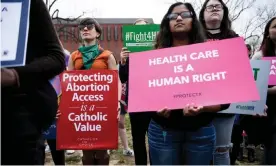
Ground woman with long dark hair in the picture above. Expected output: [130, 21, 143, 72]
[148, 2, 230, 165]
[199, 0, 239, 165]
[251, 17, 276, 165]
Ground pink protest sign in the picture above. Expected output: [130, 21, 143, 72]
[262, 57, 276, 85]
[128, 37, 259, 112]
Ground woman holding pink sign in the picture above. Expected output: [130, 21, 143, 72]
[251, 17, 276, 165]
[199, 0, 239, 165]
[147, 2, 230, 165]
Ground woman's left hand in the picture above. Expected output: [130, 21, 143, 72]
[183, 103, 204, 116]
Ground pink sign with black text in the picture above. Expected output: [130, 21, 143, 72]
[128, 37, 260, 112]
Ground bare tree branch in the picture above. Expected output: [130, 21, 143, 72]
[241, 2, 276, 50]
[45, 0, 49, 6]
[48, 0, 58, 13]
[43, 0, 86, 44]
[58, 28, 80, 43]
[51, 9, 59, 19]
[229, 0, 256, 21]
[225, 0, 231, 5]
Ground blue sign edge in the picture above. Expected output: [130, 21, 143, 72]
[1, 0, 30, 67]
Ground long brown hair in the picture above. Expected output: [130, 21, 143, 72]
[155, 2, 206, 49]
[199, 0, 237, 39]
[260, 17, 276, 57]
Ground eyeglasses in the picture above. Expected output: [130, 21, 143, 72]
[78, 24, 95, 31]
[167, 11, 193, 20]
[205, 4, 223, 12]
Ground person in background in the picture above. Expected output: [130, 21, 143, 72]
[230, 44, 259, 164]
[251, 17, 276, 165]
[240, 43, 259, 163]
[246, 44, 253, 58]
[61, 46, 76, 155]
[1, 0, 65, 164]
[67, 17, 121, 165]
[43, 48, 74, 165]
[230, 115, 244, 164]
[230, 117, 263, 164]
[119, 18, 152, 165]
[117, 64, 134, 157]
[43, 114, 65, 165]
[147, 2, 230, 165]
[199, 0, 238, 164]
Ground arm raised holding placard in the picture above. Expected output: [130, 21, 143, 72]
[119, 47, 130, 83]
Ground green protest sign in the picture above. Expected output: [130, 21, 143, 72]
[122, 24, 160, 52]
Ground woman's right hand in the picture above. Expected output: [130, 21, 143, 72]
[120, 47, 130, 65]
[157, 107, 171, 118]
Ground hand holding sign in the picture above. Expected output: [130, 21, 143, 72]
[157, 107, 171, 118]
[183, 104, 204, 116]
[1, 68, 18, 87]
[120, 47, 130, 65]
[157, 104, 204, 117]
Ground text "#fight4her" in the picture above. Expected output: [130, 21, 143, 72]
[125, 31, 158, 42]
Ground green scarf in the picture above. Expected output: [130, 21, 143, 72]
[78, 44, 100, 69]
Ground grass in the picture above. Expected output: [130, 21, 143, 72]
[45, 114, 263, 165]
[236, 146, 263, 165]
[45, 114, 135, 165]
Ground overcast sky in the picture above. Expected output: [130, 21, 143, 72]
[49, 0, 274, 35]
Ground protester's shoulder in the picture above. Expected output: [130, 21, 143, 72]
[99, 47, 112, 56]
[228, 30, 239, 38]
[103, 50, 113, 56]
[70, 50, 79, 56]
[70, 50, 81, 61]
[64, 49, 70, 55]
[106, 51, 118, 64]
[100, 48, 114, 59]
[31, 0, 48, 12]
[251, 51, 263, 60]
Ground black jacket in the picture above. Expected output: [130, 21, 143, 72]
[119, 58, 130, 104]
[2, 0, 65, 138]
